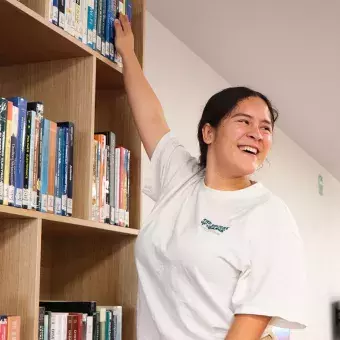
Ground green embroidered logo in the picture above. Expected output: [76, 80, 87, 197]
[201, 219, 230, 233]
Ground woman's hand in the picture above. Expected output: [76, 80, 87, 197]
[114, 13, 135, 59]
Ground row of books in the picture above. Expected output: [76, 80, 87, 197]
[0, 315, 21, 340]
[92, 132, 130, 227]
[39, 301, 122, 340]
[0, 97, 74, 216]
[48, 0, 132, 65]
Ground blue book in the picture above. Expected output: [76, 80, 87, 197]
[87, 0, 94, 48]
[54, 127, 63, 215]
[109, 0, 116, 61]
[61, 126, 68, 216]
[27, 110, 36, 209]
[40, 119, 50, 212]
[52, 0, 59, 25]
[93, 0, 98, 50]
[104, 0, 112, 58]
[126, 0, 132, 22]
[57, 122, 74, 216]
[101, 0, 106, 55]
[9, 97, 27, 208]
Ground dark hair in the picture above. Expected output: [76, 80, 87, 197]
[197, 86, 279, 168]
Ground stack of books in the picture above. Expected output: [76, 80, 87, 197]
[0, 315, 21, 339]
[48, 0, 133, 66]
[39, 301, 122, 339]
[92, 132, 130, 227]
[0, 97, 74, 216]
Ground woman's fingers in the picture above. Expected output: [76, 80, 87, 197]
[120, 13, 132, 34]
[114, 18, 123, 36]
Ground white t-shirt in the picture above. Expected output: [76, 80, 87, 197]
[135, 132, 307, 340]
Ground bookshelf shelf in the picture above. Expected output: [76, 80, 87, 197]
[0, 205, 139, 236]
[0, 0, 144, 337]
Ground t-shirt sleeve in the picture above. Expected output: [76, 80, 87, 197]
[143, 131, 200, 202]
[231, 198, 308, 330]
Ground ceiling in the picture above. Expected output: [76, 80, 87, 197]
[146, 0, 340, 180]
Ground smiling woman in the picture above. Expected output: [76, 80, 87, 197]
[114, 13, 307, 340]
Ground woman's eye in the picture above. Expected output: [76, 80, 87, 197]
[239, 119, 249, 125]
[262, 126, 272, 132]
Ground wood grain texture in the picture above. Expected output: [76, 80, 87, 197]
[0, 57, 96, 219]
[0, 218, 42, 340]
[40, 233, 137, 340]
[132, 0, 145, 68]
[95, 89, 141, 230]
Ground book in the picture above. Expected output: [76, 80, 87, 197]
[0, 99, 8, 204]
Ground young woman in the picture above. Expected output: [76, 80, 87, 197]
[114, 14, 307, 340]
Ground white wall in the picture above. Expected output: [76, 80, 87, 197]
[142, 11, 340, 340]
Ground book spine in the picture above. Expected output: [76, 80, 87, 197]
[82, 0, 88, 44]
[0, 315, 8, 340]
[93, 0, 97, 50]
[38, 307, 45, 340]
[27, 111, 36, 210]
[104, 143, 110, 223]
[59, 0, 66, 28]
[74, 0, 81, 39]
[54, 127, 63, 215]
[71, 0, 76, 35]
[67, 123, 74, 216]
[14, 98, 27, 208]
[101, 0, 107, 55]
[86, 315, 93, 340]
[126, 149, 130, 227]
[58, 0, 66, 28]
[106, 132, 115, 224]
[113, 306, 122, 340]
[48, 0, 53, 22]
[92, 139, 98, 221]
[23, 111, 32, 209]
[96, 139, 100, 221]
[62, 126, 69, 216]
[126, 0, 132, 21]
[48, 122, 57, 213]
[32, 115, 40, 210]
[52, 0, 59, 25]
[96, 0, 102, 51]
[87, 0, 94, 48]
[119, 147, 125, 226]
[3, 101, 12, 206]
[104, 0, 111, 57]
[0, 99, 8, 204]
[7, 316, 20, 340]
[115, 0, 124, 65]
[40, 119, 50, 212]
[65, 0, 74, 35]
[109, 0, 116, 61]
[8, 105, 18, 207]
[105, 311, 111, 340]
[103, 145, 108, 222]
[114, 147, 120, 225]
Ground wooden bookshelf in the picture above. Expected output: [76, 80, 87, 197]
[0, 0, 144, 338]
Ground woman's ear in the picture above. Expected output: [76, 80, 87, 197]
[202, 123, 215, 145]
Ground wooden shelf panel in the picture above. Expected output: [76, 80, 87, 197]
[0, 0, 124, 88]
[0, 205, 139, 236]
[0, 218, 41, 340]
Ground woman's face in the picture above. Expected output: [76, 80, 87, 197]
[204, 96, 273, 177]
